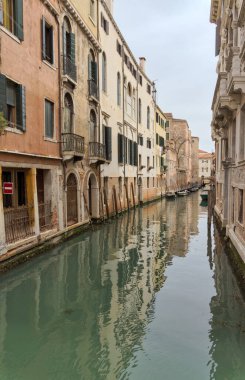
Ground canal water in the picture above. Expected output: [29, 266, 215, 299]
[0, 192, 244, 380]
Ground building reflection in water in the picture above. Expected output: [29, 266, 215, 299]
[208, 225, 245, 379]
[0, 193, 244, 379]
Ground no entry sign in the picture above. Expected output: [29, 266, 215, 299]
[3, 182, 13, 195]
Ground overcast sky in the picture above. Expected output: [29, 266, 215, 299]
[114, 0, 217, 152]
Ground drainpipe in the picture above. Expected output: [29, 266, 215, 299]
[122, 44, 126, 184]
[55, 13, 66, 229]
[136, 67, 139, 198]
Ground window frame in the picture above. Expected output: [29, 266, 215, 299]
[44, 98, 55, 140]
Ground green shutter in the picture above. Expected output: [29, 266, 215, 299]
[14, 0, 24, 40]
[134, 142, 138, 166]
[165, 121, 169, 129]
[0, 1, 3, 25]
[16, 85, 26, 131]
[118, 133, 123, 164]
[105, 126, 112, 161]
[42, 17, 46, 60]
[70, 33, 76, 65]
[0, 74, 7, 118]
[124, 137, 128, 164]
[50, 26, 54, 64]
[91, 61, 97, 83]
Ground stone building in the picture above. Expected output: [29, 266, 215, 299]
[191, 137, 200, 185]
[210, 0, 245, 263]
[198, 150, 214, 180]
[155, 105, 167, 196]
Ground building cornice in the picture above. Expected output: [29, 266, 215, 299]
[61, 0, 101, 52]
[41, 0, 59, 16]
[100, 0, 153, 84]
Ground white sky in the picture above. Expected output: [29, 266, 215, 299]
[114, 0, 217, 152]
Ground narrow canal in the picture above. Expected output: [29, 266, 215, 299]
[0, 192, 244, 380]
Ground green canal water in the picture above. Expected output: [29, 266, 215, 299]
[0, 193, 244, 380]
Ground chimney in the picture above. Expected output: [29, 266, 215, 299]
[139, 57, 146, 72]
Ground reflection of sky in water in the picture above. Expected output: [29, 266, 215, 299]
[0, 192, 244, 380]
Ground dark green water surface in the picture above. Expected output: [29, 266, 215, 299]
[0, 193, 244, 380]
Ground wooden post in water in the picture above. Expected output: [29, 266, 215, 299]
[118, 194, 123, 213]
[124, 184, 130, 210]
[131, 183, 136, 209]
[103, 188, 110, 219]
[113, 186, 118, 215]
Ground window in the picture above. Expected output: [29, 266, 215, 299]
[147, 177, 149, 188]
[139, 154, 142, 167]
[103, 125, 112, 161]
[42, 17, 54, 64]
[117, 72, 121, 106]
[90, 0, 95, 21]
[45, 99, 54, 138]
[62, 18, 76, 81]
[88, 50, 98, 98]
[238, 189, 244, 224]
[101, 13, 109, 34]
[147, 139, 151, 149]
[147, 157, 150, 168]
[147, 83, 151, 94]
[147, 106, 150, 129]
[138, 98, 142, 124]
[139, 75, 142, 86]
[156, 133, 159, 145]
[127, 83, 132, 116]
[138, 135, 143, 146]
[102, 52, 107, 92]
[118, 133, 124, 164]
[0, 75, 26, 131]
[1, 0, 24, 40]
[156, 112, 159, 123]
[64, 93, 73, 133]
[90, 109, 97, 142]
[116, 41, 122, 56]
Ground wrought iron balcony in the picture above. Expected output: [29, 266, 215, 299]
[62, 133, 84, 160]
[89, 142, 106, 164]
[63, 56, 77, 82]
[88, 79, 99, 99]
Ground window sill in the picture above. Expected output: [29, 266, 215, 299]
[43, 60, 57, 71]
[44, 137, 57, 143]
[5, 127, 24, 135]
[0, 26, 21, 43]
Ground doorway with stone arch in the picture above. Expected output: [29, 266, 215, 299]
[66, 173, 78, 226]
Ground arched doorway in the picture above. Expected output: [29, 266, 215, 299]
[87, 173, 99, 219]
[67, 173, 78, 226]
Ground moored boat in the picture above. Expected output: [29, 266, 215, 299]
[176, 190, 189, 196]
[200, 190, 208, 201]
[165, 191, 176, 199]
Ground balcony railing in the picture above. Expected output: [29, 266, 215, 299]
[89, 142, 106, 161]
[88, 79, 99, 99]
[62, 133, 84, 157]
[63, 56, 77, 82]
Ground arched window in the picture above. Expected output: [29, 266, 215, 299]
[64, 93, 73, 133]
[132, 89, 136, 119]
[63, 17, 72, 59]
[90, 109, 97, 142]
[102, 52, 107, 92]
[117, 72, 121, 106]
[88, 50, 98, 97]
[147, 106, 150, 129]
[127, 83, 132, 116]
[139, 98, 142, 124]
